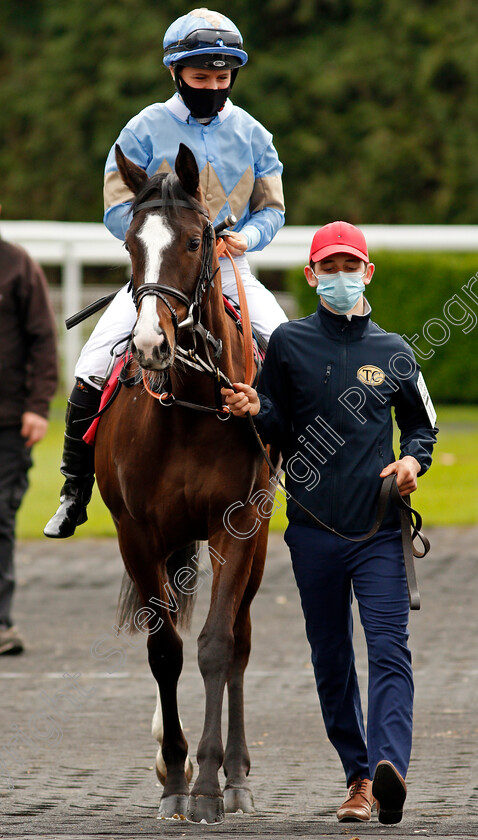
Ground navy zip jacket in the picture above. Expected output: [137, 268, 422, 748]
[254, 302, 438, 535]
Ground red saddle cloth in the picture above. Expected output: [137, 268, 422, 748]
[83, 357, 127, 446]
[83, 296, 266, 445]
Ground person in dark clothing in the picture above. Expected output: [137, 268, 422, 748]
[222, 221, 438, 825]
[0, 218, 58, 653]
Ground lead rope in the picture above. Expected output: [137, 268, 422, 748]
[245, 412, 428, 609]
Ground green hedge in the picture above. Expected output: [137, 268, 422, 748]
[285, 252, 478, 404]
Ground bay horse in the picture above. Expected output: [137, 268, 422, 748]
[94, 143, 271, 823]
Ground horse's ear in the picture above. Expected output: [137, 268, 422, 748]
[175, 143, 200, 197]
[115, 144, 148, 196]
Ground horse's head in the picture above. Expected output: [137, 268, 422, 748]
[116, 143, 215, 373]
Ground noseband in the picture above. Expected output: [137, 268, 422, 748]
[131, 198, 217, 340]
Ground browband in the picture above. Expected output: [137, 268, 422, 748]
[132, 199, 209, 218]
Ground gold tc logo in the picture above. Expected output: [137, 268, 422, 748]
[357, 365, 386, 386]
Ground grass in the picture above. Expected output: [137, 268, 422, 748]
[411, 404, 478, 527]
[16, 399, 478, 540]
[17, 396, 117, 541]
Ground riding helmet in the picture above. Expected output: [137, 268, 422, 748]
[163, 8, 248, 71]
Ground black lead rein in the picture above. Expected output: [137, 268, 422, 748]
[244, 411, 428, 610]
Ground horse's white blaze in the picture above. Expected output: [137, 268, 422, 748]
[134, 215, 173, 359]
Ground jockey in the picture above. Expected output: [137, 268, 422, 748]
[44, 8, 288, 539]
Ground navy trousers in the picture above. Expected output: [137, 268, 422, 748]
[284, 523, 413, 785]
[0, 428, 32, 628]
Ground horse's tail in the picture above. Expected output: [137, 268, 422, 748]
[116, 572, 142, 633]
[166, 541, 199, 631]
[116, 541, 199, 634]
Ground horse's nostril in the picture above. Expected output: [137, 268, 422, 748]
[153, 340, 170, 361]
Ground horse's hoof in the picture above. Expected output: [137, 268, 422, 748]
[224, 786, 255, 814]
[186, 794, 225, 824]
[157, 794, 188, 820]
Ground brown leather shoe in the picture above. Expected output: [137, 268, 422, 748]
[372, 760, 407, 824]
[336, 777, 374, 822]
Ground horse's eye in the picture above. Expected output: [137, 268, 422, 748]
[188, 238, 201, 252]
[123, 242, 130, 253]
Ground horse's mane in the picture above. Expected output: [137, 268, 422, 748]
[131, 171, 207, 219]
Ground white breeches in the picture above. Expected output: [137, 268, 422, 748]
[75, 255, 288, 389]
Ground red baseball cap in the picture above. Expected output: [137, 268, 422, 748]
[309, 221, 369, 264]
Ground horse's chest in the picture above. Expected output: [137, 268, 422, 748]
[122, 436, 253, 519]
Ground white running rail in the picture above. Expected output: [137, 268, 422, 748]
[3, 221, 478, 383]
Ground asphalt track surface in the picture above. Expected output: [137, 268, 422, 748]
[1, 528, 478, 840]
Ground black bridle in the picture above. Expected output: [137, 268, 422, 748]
[130, 194, 238, 416]
[131, 198, 218, 341]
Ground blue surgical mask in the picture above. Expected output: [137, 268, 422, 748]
[313, 270, 366, 314]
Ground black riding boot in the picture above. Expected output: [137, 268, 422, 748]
[44, 380, 101, 539]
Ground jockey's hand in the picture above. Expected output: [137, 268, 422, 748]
[380, 455, 421, 496]
[222, 232, 248, 257]
[221, 383, 261, 417]
[21, 412, 49, 447]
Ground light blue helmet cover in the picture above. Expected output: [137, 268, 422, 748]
[163, 8, 248, 68]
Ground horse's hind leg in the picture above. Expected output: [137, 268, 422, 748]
[223, 523, 268, 814]
[152, 684, 193, 786]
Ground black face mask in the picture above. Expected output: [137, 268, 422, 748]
[176, 74, 231, 120]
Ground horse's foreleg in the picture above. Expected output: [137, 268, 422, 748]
[116, 522, 190, 820]
[187, 531, 257, 824]
[187, 618, 234, 823]
[148, 615, 191, 820]
[223, 522, 268, 814]
[223, 603, 254, 814]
